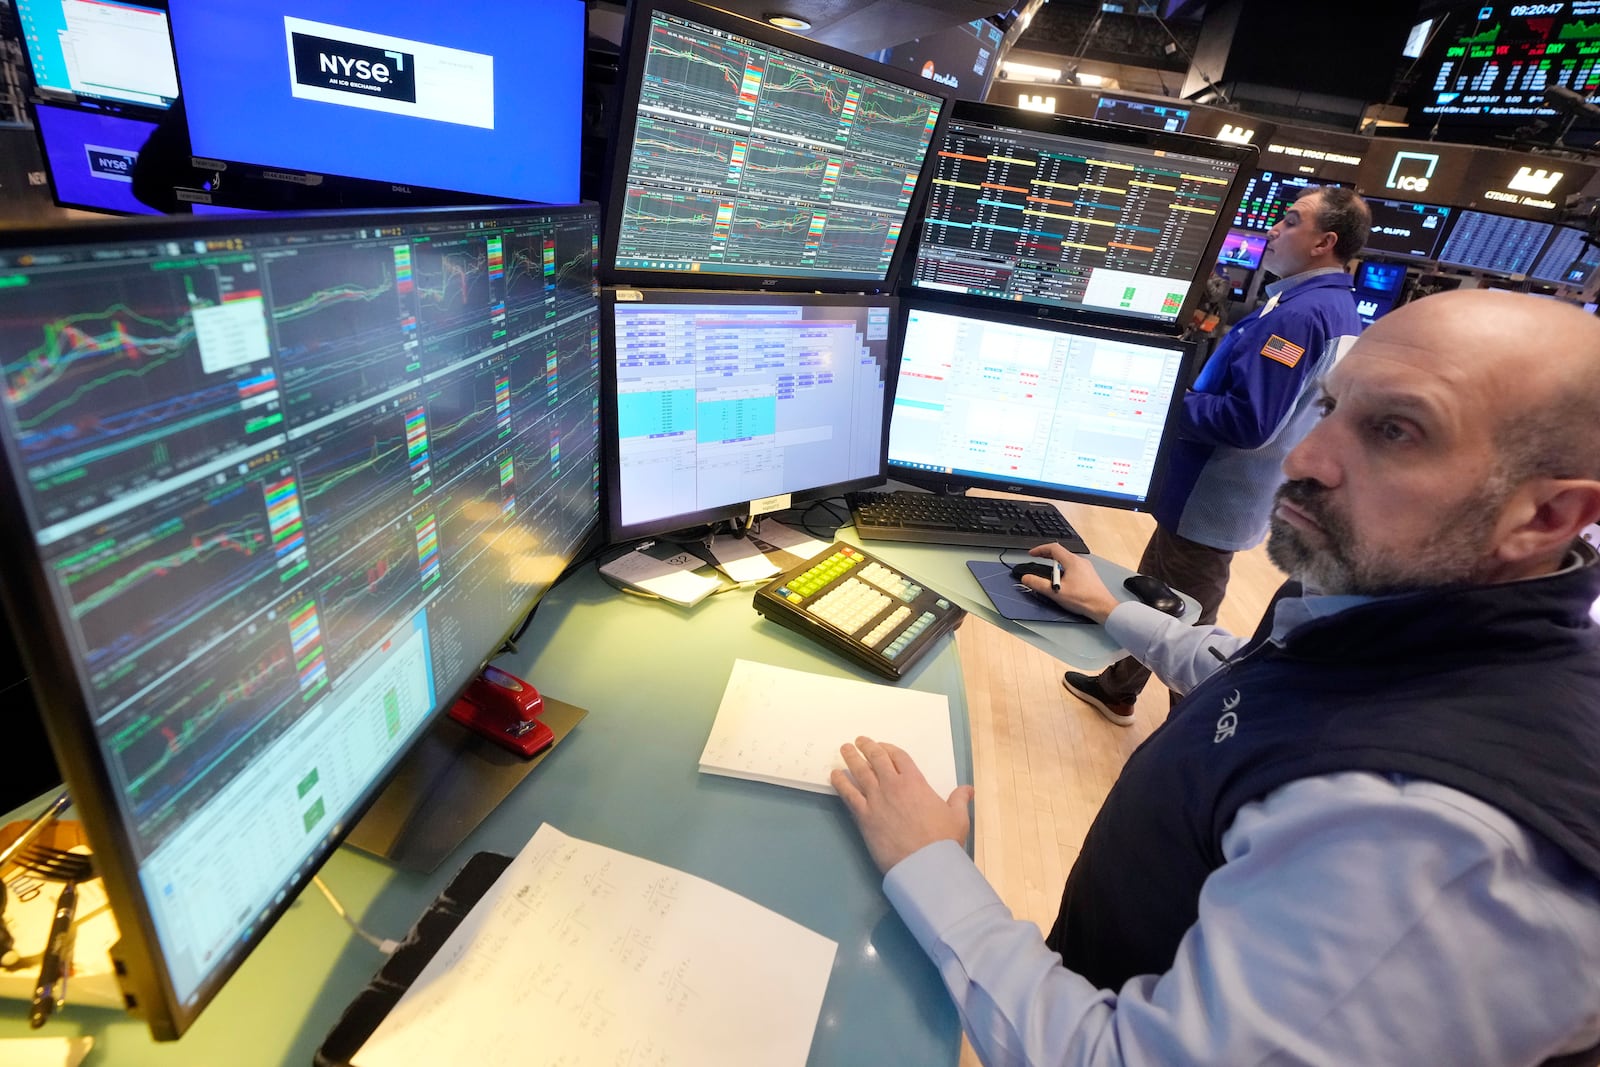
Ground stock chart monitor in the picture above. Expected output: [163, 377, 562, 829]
[908, 103, 1255, 328]
[602, 0, 948, 288]
[1414, 1, 1600, 126]
[1230, 170, 1346, 234]
[1437, 209, 1554, 275]
[0, 204, 602, 1039]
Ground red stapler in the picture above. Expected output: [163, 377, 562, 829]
[448, 666, 554, 758]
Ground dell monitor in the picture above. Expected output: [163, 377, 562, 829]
[165, 0, 585, 205]
[0, 202, 602, 1039]
[601, 0, 949, 289]
[1362, 197, 1452, 260]
[887, 301, 1194, 510]
[16, 0, 178, 110]
[603, 289, 895, 541]
[908, 102, 1255, 329]
[30, 101, 161, 215]
[1437, 210, 1554, 276]
[1218, 229, 1266, 270]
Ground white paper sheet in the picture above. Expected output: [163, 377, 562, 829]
[0, 1038, 94, 1067]
[699, 659, 958, 797]
[354, 824, 837, 1067]
[598, 548, 721, 607]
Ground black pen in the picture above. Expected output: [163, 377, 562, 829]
[29, 879, 76, 1029]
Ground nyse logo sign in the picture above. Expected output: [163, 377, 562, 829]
[1508, 166, 1563, 194]
[1217, 124, 1256, 144]
[1387, 151, 1440, 193]
[84, 144, 138, 183]
[290, 32, 416, 102]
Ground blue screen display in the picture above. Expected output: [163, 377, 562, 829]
[33, 104, 161, 215]
[168, 1, 584, 204]
[1356, 260, 1406, 295]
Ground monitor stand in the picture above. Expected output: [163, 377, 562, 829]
[343, 671, 586, 874]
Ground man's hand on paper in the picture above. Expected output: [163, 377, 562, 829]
[831, 736, 972, 875]
[1022, 541, 1120, 623]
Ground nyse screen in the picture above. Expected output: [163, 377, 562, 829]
[1418, 1, 1600, 123]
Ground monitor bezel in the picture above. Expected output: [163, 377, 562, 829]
[597, 0, 954, 293]
[600, 286, 898, 542]
[25, 98, 164, 218]
[901, 100, 1258, 334]
[162, 0, 588, 208]
[886, 296, 1199, 513]
[0, 202, 604, 1040]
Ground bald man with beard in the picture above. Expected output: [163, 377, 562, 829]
[830, 291, 1600, 1066]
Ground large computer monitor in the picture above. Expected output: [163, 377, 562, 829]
[600, 0, 949, 289]
[16, 0, 179, 110]
[1531, 225, 1600, 286]
[907, 103, 1255, 329]
[165, 0, 585, 204]
[603, 290, 895, 541]
[0, 203, 602, 1039]
[30, 101, 161, 215]
[887, 302, 1194, 509]
[1437, 210, 1554, 276]
[1362, 197, 1452, 260]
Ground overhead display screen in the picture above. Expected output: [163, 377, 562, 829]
[1437, 209, 1554, 274]
[1362, 197, 1453, 260]
[1232, 170, 1324, 233]
[1417, 1, 1600, 124]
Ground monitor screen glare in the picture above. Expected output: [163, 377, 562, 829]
[606, 292, 894, 538]
[608, 8, 945, 284]
[910, 113, 1248, 325]
[166, 0, 585, 203]
[0, 204, 602, 1038]
[17, 0, 179, 108]
[888, 305, 1190, 507]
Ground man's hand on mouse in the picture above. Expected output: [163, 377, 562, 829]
[1021, 543, 1120, 623]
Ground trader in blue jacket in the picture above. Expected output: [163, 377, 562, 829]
[1065, 186, 1370, 725]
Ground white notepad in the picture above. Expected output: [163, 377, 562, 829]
[354, 824, 837, 1067]
[699, 659, 959, 798]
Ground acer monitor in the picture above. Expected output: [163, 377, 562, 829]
[603, 289, 896, 541]
[1362, 197, 1453, 260]
[165, 0, 585, 205]
[30, 101, 162, 216]
[600, 0, 950, 290]
[886, 300, 1195, 510]
[0, 202, 602, 1039]
[16, 0, 179, 110]
[907, 102, 1256, 330]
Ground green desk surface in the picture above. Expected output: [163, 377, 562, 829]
[0, 559, 971, 1066]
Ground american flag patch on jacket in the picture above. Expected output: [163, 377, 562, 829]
[1260, 334, 1306, 368]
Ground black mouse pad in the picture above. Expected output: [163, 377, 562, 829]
[967, 561, 1093, 624]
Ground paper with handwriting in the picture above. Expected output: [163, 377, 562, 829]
[699, 660, 957, 798]
[354, 824, 836, 1067]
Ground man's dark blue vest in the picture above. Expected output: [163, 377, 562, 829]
[1044, 549, 1600, 1014]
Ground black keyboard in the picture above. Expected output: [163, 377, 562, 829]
[846, 490, 1091, 553]
[753, 542, 965, 680]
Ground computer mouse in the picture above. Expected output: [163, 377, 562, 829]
[1124, 574, 1185, 617]
[1009, 562, 1055, 583]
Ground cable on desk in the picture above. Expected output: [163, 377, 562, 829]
[311, 875, 400, 955]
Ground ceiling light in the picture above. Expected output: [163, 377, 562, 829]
[766, 13, 812, 31]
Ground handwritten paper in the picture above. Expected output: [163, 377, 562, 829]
[354, 824, 837, 1067]
[598, 548, 721, 607]
[699, 660, 958, 798]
